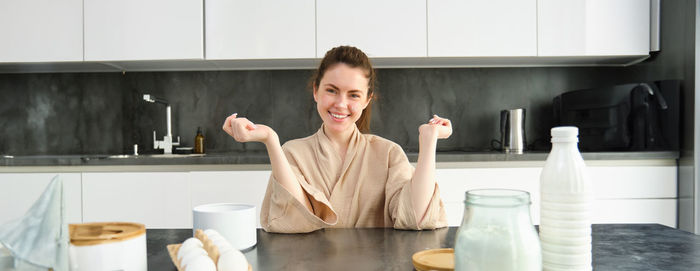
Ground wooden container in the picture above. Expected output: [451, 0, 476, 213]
[69, 222, 147, 271]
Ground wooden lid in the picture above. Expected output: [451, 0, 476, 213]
[69, 222, 146, 246]
[412, 248, 454, 271]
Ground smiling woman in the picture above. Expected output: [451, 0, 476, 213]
[312, 64, 371, 138]
[222, 46, 453, 233]
[309, 46, 376, 135]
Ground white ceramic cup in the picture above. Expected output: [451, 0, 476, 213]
[193, 203, 256, 251]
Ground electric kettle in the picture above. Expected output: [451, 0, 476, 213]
[500, 108, 526, 154]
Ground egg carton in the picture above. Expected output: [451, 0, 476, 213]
[167, 229, 252, 271]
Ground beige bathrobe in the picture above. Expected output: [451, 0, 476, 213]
[260, 124, 448, 233]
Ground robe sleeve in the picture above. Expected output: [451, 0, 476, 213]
[385, 144, 448, 230]
[260, 147, 338, 233]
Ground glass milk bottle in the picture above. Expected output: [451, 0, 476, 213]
[540, 126, 593, 271]
[454, 189, 542, 271]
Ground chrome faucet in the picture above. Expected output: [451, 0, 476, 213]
[143, 94, 180, 154]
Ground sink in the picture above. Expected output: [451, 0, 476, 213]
[106, 154, 206, 159]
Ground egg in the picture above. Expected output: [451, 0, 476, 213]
[178, 238, 204, 259]
[217, 249, 249, 271]
[183, 237, 204, 248]
[215, 241, 234, 255]
[207, 234, 227, 245]
[184, 255, 216, 271]
[204, 229, 222, 238]
[179, 247, 208, 268]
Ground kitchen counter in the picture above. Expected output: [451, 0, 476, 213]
[0, 151, 679, 167]
[147, 224, 699, 271]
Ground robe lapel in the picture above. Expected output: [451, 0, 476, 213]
[314, 126, 342, 196]
[327, 125, 365, 226]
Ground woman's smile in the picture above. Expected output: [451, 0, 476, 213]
[329, 111, 350, 121]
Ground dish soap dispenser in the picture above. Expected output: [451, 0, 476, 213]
[195, 127, 205, 154]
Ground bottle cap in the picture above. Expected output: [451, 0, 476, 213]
[197, 127, 202, 134]
[551, 126, 578, 142]
[551, 126, 578, 137]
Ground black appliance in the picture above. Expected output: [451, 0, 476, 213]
[553, 80, 680, 151]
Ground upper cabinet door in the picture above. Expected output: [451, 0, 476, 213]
[84, 0, 203, 61]
[0, 0, 83, 62]
[428, 0, 537, 57]
[316, 0, 426, 58]
[206, 0, 315, 60]
[538, 0, 650, 56]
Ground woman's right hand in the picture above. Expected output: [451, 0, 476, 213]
[222, 113, 277, 145]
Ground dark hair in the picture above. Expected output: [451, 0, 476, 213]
[310, 46, 377, 133]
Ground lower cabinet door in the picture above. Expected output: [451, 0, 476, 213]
[82, 172, 191, 229]
[0, 173, 82, 225]
[593, 199, 677, 227]
[436, 164, 677, 227]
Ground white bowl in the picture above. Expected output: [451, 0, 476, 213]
[193, 203, 256, 251]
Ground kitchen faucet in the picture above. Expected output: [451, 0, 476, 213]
[143, 94, 180, 154]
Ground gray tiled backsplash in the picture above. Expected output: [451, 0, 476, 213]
[0, 64, 680, 156]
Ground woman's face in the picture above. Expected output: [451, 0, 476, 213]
[313, 63, 371, 135]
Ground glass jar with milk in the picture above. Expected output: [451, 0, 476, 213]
[454, 189, 542, 271]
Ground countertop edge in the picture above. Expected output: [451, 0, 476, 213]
[0, 158, 678, 173]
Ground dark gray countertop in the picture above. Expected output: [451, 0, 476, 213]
[0, 151, 679, 167]
[147, 224, 700, 271]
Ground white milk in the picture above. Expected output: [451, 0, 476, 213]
[454, 189, 541, 271]
[539, 127, 593, 271]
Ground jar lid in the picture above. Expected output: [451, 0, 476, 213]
[412, 248, 454, 271]
[69, 222, 145, 246]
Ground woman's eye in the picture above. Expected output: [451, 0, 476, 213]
[351, 94, 361, 98]
[326, 89, 336, 94]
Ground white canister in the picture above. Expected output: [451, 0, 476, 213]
[68, 222, 147, 271]
[193, 203, 256, 251]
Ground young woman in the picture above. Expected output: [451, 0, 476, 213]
[222, 46, 452, 233]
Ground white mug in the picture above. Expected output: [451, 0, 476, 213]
[193, 203, 256, 251]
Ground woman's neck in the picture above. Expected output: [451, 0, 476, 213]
[322, 125, 354, 158]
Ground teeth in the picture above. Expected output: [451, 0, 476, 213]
[331, 112, 348, 119]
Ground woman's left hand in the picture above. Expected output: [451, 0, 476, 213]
[419, 115, 453, 140]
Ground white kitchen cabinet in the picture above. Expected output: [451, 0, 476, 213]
[0, 173, 82, 225]
[437, 167, 542, 227]
[427, 0, 537, 57]
[437, 164, 677, 227]
[83, 0, 203, 61]
[538, 0, 650, 56]
[205, 0, 315, 60]
[0, 0, 83, 62]
[316, 0, 426, 58]
[82, 172, 191, 229]
[190, 171, 271, 228]
[0, 161, 675, 229]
